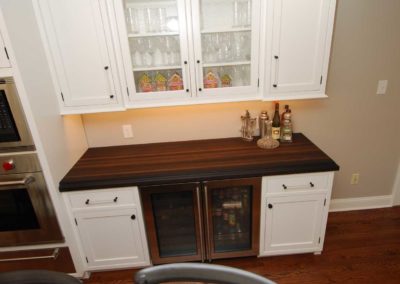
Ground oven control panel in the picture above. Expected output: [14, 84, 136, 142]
[0, 153, 41, 175]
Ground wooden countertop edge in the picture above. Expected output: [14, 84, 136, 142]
[59, 162, 339, 192]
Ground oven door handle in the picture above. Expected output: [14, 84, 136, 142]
[0, 176, 35, 187]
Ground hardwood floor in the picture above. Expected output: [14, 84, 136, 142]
[83, 206, 400, 284]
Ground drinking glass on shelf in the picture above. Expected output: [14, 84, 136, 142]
[126, 8, 140, 34]
[144, 8, 159, 33]
[158, 7, 167, 32]
[232, 1, 239, 27]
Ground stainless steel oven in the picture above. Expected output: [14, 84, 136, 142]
[0, 78, 63, 247]
[0, 152, 63, 247]
[0, 78, 33, 149]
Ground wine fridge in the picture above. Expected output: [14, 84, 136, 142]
[140, 177, 260, 264]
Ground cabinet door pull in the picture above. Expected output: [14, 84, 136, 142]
[85, 197, 118, 205]
[131, 214, 136, 220]
[268, 204, 273, 209]
[273, 55, 279, 88]
[282, 183, 316, 190]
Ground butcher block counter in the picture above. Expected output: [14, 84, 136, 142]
[59, 133, 339, 191]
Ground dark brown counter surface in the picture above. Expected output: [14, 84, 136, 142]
[59, 133, 339, 192]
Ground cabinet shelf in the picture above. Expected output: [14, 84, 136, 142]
[132, 65, 182, 72]
[202, 61, 251, 68]
[128, 32, 180, 38]
[201, 27, 251, 34]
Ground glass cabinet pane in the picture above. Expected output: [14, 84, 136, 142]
[199, 0, 253, 89]
[124, 0, 187, 94]
[211, 186, 252, 253]
[151, 191, 197, 258]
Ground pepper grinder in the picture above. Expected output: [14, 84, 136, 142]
[259, 111, 269, 138]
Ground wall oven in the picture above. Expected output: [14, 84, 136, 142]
[0, 78, 34, 150]
[0, 78, 63, 247]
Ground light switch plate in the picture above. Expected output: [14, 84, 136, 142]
[122, 124, 133, 138]
[376, 80, 388, 95]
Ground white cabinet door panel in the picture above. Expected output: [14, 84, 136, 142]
[37, 0, 121, 108]
[262, 193, 326, 254]
[75, 207, 149, 269]
[269, 0, 334, 94]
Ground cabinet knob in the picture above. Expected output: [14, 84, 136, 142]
[268, 204, 273, 209]
[113, 197, 118, 203]
[104, 66, 109, 70]
[184, 61, 188, 64]
[197, 60, 200, 64]
[282, 184, 287, 189]
[85, 199, 89, 205]
[131, 214, 136, 220]
[273, 84, 277, 88]
[186, 89, 189, 92]
[199, 88, 202, 91]
[310, 182, 314, 187]
[110, 95, 114, 99]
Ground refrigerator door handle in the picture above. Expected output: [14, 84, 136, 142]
[203, 185, 212, 262]
[196, 185, 205, 262]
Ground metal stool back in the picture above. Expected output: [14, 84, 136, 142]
[135, 263, 276, 284]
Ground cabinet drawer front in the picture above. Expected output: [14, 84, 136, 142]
[68, 188, 136, 209]
[265, 172, 330, 193]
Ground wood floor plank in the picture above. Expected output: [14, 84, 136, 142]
[83, 206, 400, 284]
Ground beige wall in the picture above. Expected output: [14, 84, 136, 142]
[82, 0, 400, 199]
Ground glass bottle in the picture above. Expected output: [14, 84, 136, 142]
[272, 103, 280, 140]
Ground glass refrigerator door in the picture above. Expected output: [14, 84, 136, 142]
[123, 0, 191, 100]
[192, 0, 260, 98]
[140, 183, 204, 264]
[205, 178, 260, 259]
[211, 186, 252, 252]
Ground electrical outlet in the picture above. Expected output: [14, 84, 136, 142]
[122, 124, 133, 138]
[376, 80, 388, 95]
[350, 173, 360, 185]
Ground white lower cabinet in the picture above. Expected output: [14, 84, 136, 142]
[65, 187, 150, 271]
[260, 172, 334, 256]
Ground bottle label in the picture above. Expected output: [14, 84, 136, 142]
[272, 127, 280, 140]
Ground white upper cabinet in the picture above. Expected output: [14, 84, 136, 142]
[35, 0, 125, 114]
[115, 0, 262, 108]
[33, 0, 336, 113]
[262, 0, 336, 100]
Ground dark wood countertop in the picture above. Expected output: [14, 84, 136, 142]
[59, 133, 339, 192]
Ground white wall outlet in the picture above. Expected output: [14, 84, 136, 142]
[376, 80, 388, 95]
[350, 173, 360, 185]
[122, 124, 133, 138]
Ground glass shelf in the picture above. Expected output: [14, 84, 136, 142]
[201, 27, 251, 34]
[202, 61, 250, 68]
[128, 32, 180, 38]
[133, 65, 182, 71]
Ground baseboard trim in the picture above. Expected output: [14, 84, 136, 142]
[329, 195, 393, 212]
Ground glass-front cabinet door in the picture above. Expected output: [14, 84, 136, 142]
[191, 0, 260, 99]
[120, 0, 191, 104]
